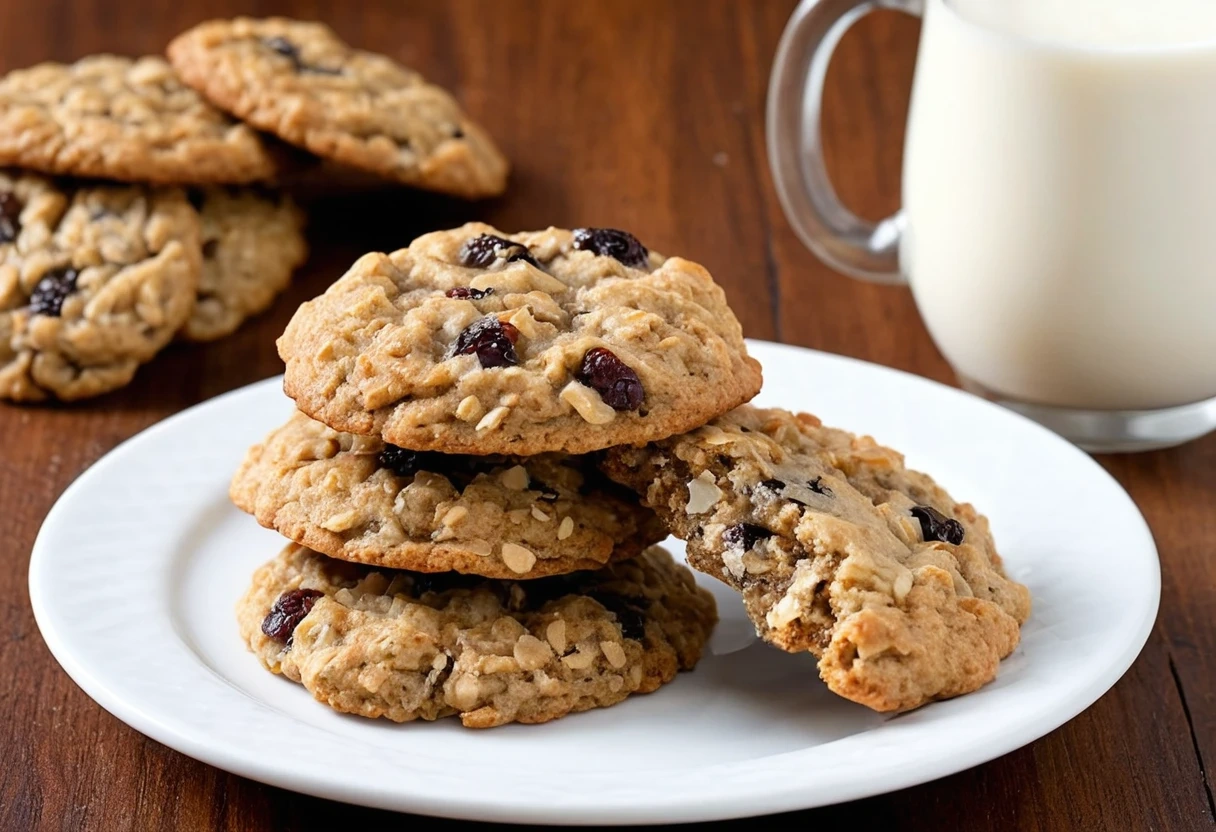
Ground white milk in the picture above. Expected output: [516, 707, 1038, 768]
[951, 0, 1216, 48]
[902, 0, 1216, 410]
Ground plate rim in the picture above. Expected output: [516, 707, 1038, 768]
[28, 340, 1161, 824]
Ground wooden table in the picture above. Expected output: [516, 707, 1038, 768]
[2, 2, 1213, 829]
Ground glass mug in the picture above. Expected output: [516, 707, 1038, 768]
[768, 0, 1216, 452]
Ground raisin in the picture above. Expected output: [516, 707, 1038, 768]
[590, 592, 647, 641]
[378, 445, 458, 478]
[263, 36, 299, 59]
[262, 36, 341, 74]
[412, 571, 480, 595]
[377, 445, 428, 477]
[459, 234, 539, 269]
[445, 286, 493, 300]
[451, 125, 465, 139]
[378, 444, 501, 489]
[910, 505, 965, 545]
[807, 476, 833, 496]
[575, 347, 643, 411]
[29, 268, 79, 317]
[571, 227, 649, 267]
[452, 316, 520, 368]
[722, 523, 772, 551]
[760, 478, 803, 505]
[202, 239, 219, 258]
[261, 588, 324, 644]
[0, 192, 23, 243]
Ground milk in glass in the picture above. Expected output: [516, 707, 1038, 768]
[902, 0, 1216, 409]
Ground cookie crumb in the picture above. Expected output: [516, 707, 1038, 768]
[558, 516, 575, 539]
[466, 538, 493, 557]
[546, 619, 567, 653]
[700, 426, 735, 446]
[560, 380, 617, 425]
[499, 465, 529, 491]
[456, 395, 484, 422]
[685, 470, 723, 514]
[440, 506, 468, 527]
[562, 645, 597, 670]
[893, 569, 914, 604]
[501, 542, 537, 574]
[506, 306, 541, 339]
[513, 634, 553, 670]
[600, 641, 627, 668]
[320, 509, 359, 532]
[475, 405, 511, 432]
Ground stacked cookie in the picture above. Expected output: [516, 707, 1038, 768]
[234, 222, 1031, 725]
[602, 407, 1032, 712]
[229, 224, 759, 727]
[0, 17, 509, 402]
[0, 55, 307, 400]
[166, 18, 509, 199]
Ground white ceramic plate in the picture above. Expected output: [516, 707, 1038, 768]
[28, 341, 1159, 824]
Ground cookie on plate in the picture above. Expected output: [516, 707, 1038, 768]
[230, 410, 666, 578]
[0, 55, 275, 184]
[238, 542, 717, 728]
[168, 18, 508, 199]
[180, 188, 307, 342]
[601, 405, 1032, 713]
[277, 223, 762, 455]
[0, 172, 201, 401]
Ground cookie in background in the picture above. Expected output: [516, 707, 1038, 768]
[0, 17, 513, 401]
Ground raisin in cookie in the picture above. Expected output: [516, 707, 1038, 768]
[0, 172, 201, 401]
[180, 188, 307, 342]
[277, 223, 762, 455]
[168, 18, 508, 199]
[601, 405, 1031, 713]
[0, 55, 275, 184]
[230, 410, 666, 579]
[238, 542, 717, 728]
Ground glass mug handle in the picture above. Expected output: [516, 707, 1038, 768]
[766, 0, 924, 284]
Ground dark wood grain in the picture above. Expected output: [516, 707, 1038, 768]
[1, 1, 1213, 829]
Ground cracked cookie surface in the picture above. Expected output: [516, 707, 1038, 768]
[238, 542, 717, 728]
[0, 55, 276, 183]
[0, 172, 201, 401]
[277, 223, 762, 455]
[168, 18, 508, 198]
[230, 410, 666, 578]
[601, 405, 1031, 713]
[181, 187, 307, 342]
